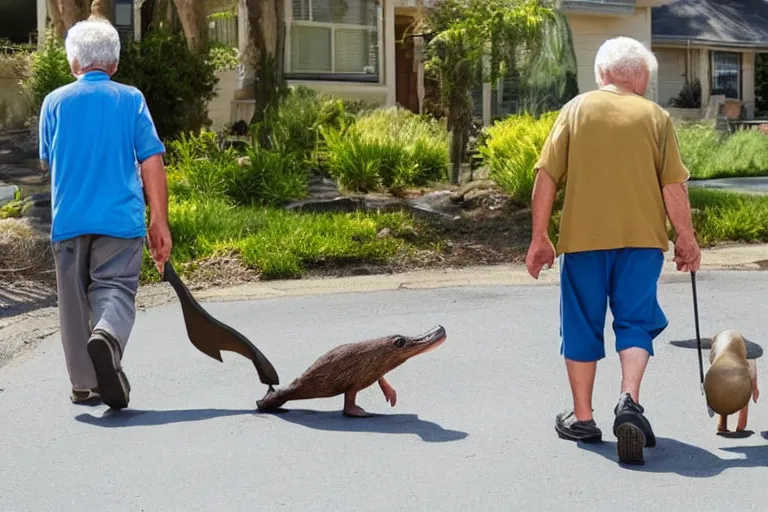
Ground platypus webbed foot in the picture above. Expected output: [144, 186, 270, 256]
[343, 390, 374, 418]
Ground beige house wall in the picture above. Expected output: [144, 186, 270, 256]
[566, 7, 657, 102]
[655, 47, 689, 106]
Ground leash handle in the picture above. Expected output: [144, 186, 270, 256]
[691, 271, 705, 393]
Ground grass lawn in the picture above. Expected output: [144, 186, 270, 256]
[677, 123, 768, 180]
[139, 198, 429, 283]
[688, 188, 768, 246]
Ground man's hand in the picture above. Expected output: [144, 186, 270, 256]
[673, 232, 701, 273]
[147, 219, 172, 273]
[526, 234, 556, 279]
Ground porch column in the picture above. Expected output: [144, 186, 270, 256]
[133, 0, 142, 41]
[414, 35, 425, 114]
[742, 51, 756, 119]
[384, 0, 396, 106]
[481, 47, 491, 126]
[698, 49, 711, 115]
[36, 0, 47, 47]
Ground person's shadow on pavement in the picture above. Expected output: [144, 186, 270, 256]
[577, 436, 768, 476]
[74, 408, 256, 427]
[257, 408, 469, 443]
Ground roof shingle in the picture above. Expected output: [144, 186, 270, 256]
[652, 0, 768, 47]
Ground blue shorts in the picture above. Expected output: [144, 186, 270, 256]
[559, 248, 668, 362]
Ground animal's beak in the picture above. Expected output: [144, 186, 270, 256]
[410, 325, 447, 349]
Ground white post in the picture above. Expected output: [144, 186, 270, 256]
[414, 35, 425, 114]
[384, 0, 396, 106]
[36, 0, 47, 47]
[133, 0, 142, 41]
[482, 42, 491, 126]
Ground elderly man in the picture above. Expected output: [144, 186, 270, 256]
[39, 18, 172, 410]
[525, 36, 701, 465]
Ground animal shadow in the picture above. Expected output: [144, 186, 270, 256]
[578, 437, 768, 477]
[74, 408, 256, 427]
[260, 408, 469, 443]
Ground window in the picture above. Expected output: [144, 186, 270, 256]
[711, 51, 741, 99]
[288, 0, 380, 80]
[114, 0, 134, 41]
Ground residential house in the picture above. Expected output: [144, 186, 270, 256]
[652, 0, 768, 120]
[232, 0, 673, 127]
[11, 0, 768, 131]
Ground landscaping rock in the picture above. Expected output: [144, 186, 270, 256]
[285, 196, 364, 213]
[0, 184, 19, 207]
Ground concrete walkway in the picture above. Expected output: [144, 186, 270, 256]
[689, 177, 768, 196]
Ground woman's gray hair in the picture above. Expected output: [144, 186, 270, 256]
[594, 36, 657, 86]
[65, 19, 121, 71]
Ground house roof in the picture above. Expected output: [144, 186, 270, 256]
[652, 0, 768, 48]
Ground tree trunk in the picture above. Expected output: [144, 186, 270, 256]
[46, 0, 67, 38]
[244, 0, 286, 146]
[172, 0, 207, 49]
[57, 0, 90, 30]
[89, 0, 114, 22]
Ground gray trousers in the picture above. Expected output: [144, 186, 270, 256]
[52, 235, 144, 390]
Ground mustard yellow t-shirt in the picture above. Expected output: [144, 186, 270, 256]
[534, 84, 690, 254]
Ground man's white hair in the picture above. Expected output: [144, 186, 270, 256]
[594, 36, 657, 86]
[65, 19, 121, 70]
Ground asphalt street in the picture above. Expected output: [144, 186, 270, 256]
[2, 270, 768, 511]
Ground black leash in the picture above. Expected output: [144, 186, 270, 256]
[691, 271, 714, 417]
[691, 271, 705, 391]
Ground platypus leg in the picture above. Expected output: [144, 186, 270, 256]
[378, 377, 397, 407]
[343, 390, 374, 418]
[736, 403, 749, 432]
[718, 414, 729, 433]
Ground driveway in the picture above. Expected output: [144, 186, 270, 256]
[1, 271, 768, 511]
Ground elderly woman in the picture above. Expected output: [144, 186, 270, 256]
[525, 36, 701, 465]
[39, 18, 172, 410]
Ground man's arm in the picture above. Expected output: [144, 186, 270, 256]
[662, 182, 696, 241]
[658, 116, 700, 271]
[134, 90, 171, 271]
[140, 154, 168, 226]
[531, 168, 558, 240]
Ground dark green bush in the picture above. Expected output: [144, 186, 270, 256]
[320, 106, 450, 194]
[165, 129, 308, 207]
[114, 27, 219, 141]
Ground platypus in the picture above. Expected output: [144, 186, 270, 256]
[257, 325, 447, 417]
[704, 330, 759, 433]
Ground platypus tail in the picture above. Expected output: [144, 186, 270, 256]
[256, 387, 288, 411]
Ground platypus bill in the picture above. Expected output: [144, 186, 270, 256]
[256, 325, 447, 417]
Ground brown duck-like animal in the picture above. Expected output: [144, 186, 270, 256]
[704, 330, 759, 433]
[257, 325, 447, 417]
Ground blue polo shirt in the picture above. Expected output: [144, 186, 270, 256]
[39, 70, 165, 242]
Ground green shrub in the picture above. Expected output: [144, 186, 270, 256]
[677, 122, 768, 179]
[227, 145, 310, 206]
[478, 111, 559, 206]
[19, 31, 74, 112]
[251, 86, 370, 166]
[321, 106, 449, 194]
[166, 129, 308, 207]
